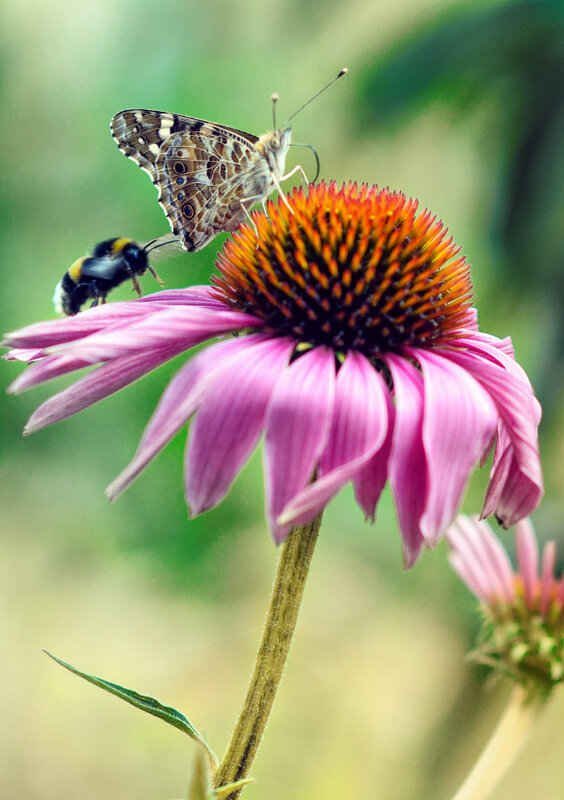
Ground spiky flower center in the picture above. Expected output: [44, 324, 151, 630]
[212, 182, 473, 356]
[476, 595, 564, 693]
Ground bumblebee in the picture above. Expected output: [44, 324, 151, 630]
[53, 235, 178, 316]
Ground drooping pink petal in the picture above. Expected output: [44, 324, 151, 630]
[456, 331, 515, 359]
[482, 394, 542, 524]
[385, 354, 426, 567]
[138, 286, 227, 308]
[22, 344, 186, 435]
[3, 300, 168, 348]
[481, 422, 512, 515]
[454, 515, 515, 603]
[409, 348, 498, 546]
[58, 307, 264, 363]
[3, 347, 46, 362]
[278, 350, 389, 526]
[3, 287, 232, 351]
[186, 337, 294, 514]
[557, 574, 564, 608]
[106, 335, 263, 500]
[447, 520, 498, 601]
[264, 346, 336, 543]
[445, 339, 543, 525]
[8, 353, 95, 394]
[515, 518, 539, 607]
[540, 541, 557, 616]
[353, 391, 395, 522]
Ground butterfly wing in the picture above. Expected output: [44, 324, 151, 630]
[111, 110, 267, 252]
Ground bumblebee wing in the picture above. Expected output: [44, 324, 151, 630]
[78, 254, 123, 281]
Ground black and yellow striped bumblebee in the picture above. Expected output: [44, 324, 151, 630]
[53, 235, 178, 316]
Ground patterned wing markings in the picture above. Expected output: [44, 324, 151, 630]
[111, 108, 292, 252]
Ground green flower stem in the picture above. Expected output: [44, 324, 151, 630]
[213, 512, 323, 799]
[450, 684, 547, 800]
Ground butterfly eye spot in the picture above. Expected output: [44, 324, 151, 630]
[176, 149, 188, 158]
[175, 176, 187, 186]
[182, 202, 195, 220]
[177, 191, 185, 201]
[173, 161, 187, 174]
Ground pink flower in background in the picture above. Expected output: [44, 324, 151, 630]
[4, 182, 543, 565]
[448, 515, 564, 689]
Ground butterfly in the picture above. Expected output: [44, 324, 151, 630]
[110, 69, 347, 253]
[53, 234, 178, 315]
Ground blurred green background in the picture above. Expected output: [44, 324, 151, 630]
[2, 0, 564, 798]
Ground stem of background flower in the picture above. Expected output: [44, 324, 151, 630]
[450, 684, 547, 800]
[212, 511, 323, 799]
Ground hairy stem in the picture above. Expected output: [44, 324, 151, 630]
[213, 512, 323, 798]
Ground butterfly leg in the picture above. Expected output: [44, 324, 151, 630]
[271, 175, 296, 214]
[280, 164, 311, 187]
[272, 164, 312, 215]
[239, 202, 260, 237]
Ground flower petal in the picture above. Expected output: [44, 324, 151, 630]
[58, 307, 263, 364]
[264, 346, 336, 543]
[4, 347, 46, 362]
[23, 345, 185, 434]
[540, 541, 556, 616]
[352, 394, 395, 522]
[138, 286, 227, 308]
[278, 351, 389, 526]
[515, 518, 539, 607]
[447, 518, 501, 602]
[8, 353, 95, 394]
[106, 335, 263, 500]
[445, 339, 543, 525]
[448, 515, 515, 604]
[409, 348, 498, 546]
[385, 354, 426, 568]
[186, 337, 293, 514]
[3, 301, 164, 348]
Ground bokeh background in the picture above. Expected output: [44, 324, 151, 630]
[2, 0, 564, 797]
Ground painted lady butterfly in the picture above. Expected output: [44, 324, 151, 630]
[110, 69, 347, 252]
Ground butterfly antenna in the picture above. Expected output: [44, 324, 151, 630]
[271, 93, 279, 130]
[283, 67, 348, 127]
[289, 143, 321, 182]
[143, 234, 181, 254]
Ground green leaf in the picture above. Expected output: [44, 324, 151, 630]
[187, 749, 215, 800]
[186, 750, 254, 800]
[214, 778, 254, 799]
[44, 650, 218, 767]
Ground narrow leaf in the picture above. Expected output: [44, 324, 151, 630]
[44, 650, 218, 767]
[214, 778, 255, 798]
[187, 749, 215, 800]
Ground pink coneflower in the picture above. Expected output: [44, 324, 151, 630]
[448, 515, 564, 690]
[4, 182, 543, 566]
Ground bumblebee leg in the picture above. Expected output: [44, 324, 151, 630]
[88, 281, 107, 308]
[148, 265, 165, 287]
[129, 274, 143, 297]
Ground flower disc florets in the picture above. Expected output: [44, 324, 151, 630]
[213, 181, 473, 356]
[3, 182, 543, 564]
[449, 516, 564, 695]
